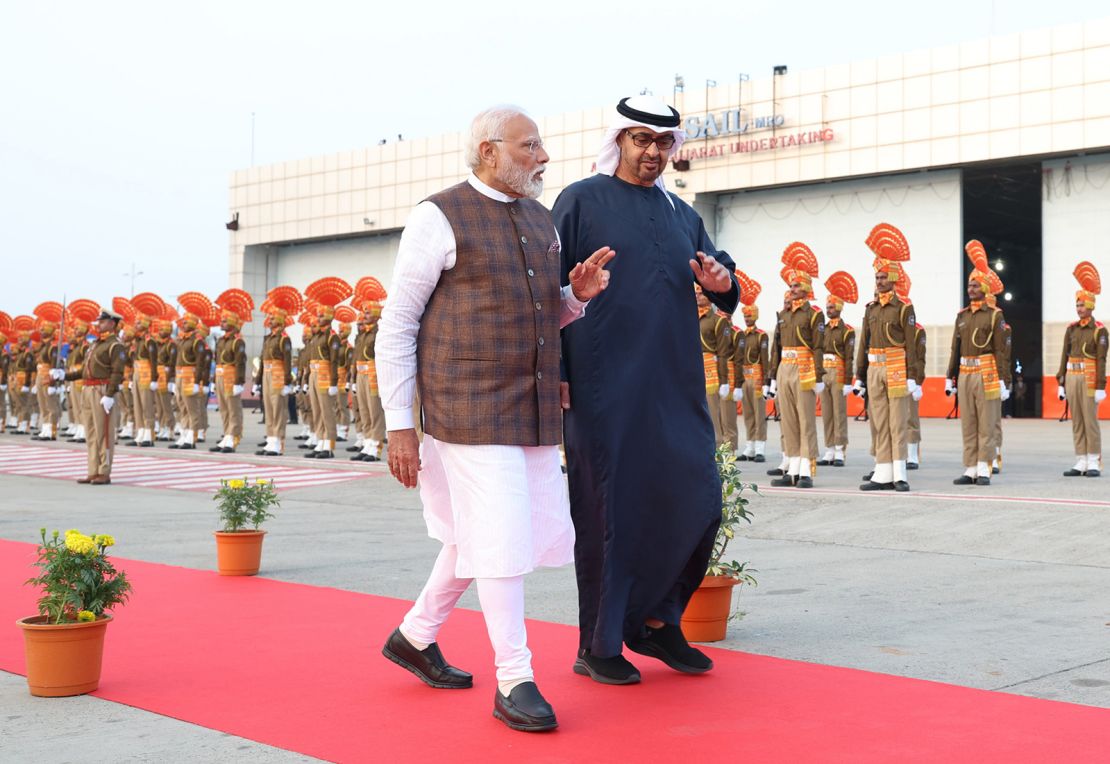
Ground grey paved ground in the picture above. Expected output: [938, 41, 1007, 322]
[1, 413, 1108, 761]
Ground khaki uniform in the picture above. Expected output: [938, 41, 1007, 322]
[306, 329, 341, 450]
[65, 333, 127, 481]
[353, 322, 387, 457]
[119, 347, 135, 435]
[770, 301, 826, 478]
[699, 309, 731, 445]
[34, 340, 61, 438]
[993, 319, 1012, 470]
[131, 332, 158, 441]
[947, 303, 1011, 474]
[857, 295, 917, 484]
[335, 338, 352, 436]
[198, 338, 212, 437]
[156, 337, 177, 438]
[0, 350, 9, 430]
[906, 325, 926, 465]
[65, 339, 89, 438]
[10, 343, 35, 430]
[295, 343, 314, 439]
[255, 330, 293, 444]
[174, 332, 207, 444]
[716, 316, 739, 450]
[738, 326, 769, 454]
[1056, 319, 1107, 467]
[213, 331, 247, 445]
[820, 319, 855, 455]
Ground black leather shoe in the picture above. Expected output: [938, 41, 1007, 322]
[893, 481, 910, 492]
[125, 440, 139, 447]
[1086, 469, 1100, 477]
[493, 682, 557, 732]
[1063, 469, 1084, 477]
[315, 450, 334, 459]
[139, 441, 154, 447]
[769, 475, 794, 487]
[168, 443, 181, 450]
[991, 466, 1000, 475]
[832, 459, 845, 467]
[976, 476, 991, 486]
[626, 623, 713, 673]
[907, 462, 919, 470]
[304, 451, 318, 458]
[752, 454, 766, 463]
[209, 445, 224, 452]
[796, 476, 813, 488]
[298, 443, 312, 449]
[766, 468, 784, 476]
[220, 447, 235, 453]
[573, 649, 641, 685]
[953, 475, 974, 485]
[179, 443, 195, 450]
[350, 453, 368, 461]
[860, 481, 894, 491]
[862, 472, 873, 481]
[294, 435, 308, 440]
[737, 454, 750, 461]
[382, 628, 472, 689]
[346, 445, 362, 452]
[816, 459, 832, 466]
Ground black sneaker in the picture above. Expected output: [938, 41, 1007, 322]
[572, 649, 641, 685]
[626, 623, 713, 674]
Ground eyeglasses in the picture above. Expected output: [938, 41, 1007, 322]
[489, 138, 545, 155]
[624, 130, 677, 150]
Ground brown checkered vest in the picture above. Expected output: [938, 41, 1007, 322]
[417, 181, 562, 446]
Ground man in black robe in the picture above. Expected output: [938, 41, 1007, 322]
[553, 96, 740, 685]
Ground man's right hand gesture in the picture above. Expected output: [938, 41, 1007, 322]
[388, 428, 421, 488]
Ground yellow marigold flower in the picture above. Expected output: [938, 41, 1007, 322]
[65, 533, 97, 555]
[76, 610, 96, 622]
[256, 479, 269, 485]
[93, 534, 116, 547]
[228, 479, 246, 489]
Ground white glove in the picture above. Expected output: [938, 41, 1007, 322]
[1000, 385, 1011, 402]
[814, 381, 826, 395]
[302, 384, 310, 393]
[149, 382, 159, 391]
[31, 386, 38, 395]
[1096, 389, 1107, 405]
[852, 383, 866, 398]
[769, 379, 778, 397]
[761, 384, 770, 399]
[912, 386, 923, 401]
[202, 385, 210, 395]
[168, 382, 176, 395]
[842, 384, 853, 396]
[945, 379, 955, 396]
[281, 385, 292, 397]
[50, 368, 66, 381]
[47, 386, 58, 396]
[328, 386, 338, 397]
[732, 387, 742, 402]
[100, 396, 115, 414]
[232, 384, 244, 396]
[717, 384, 730, 399]
[907, 379, 918, 395]
[0, 384, 6, 391]
[1057, 385, 1066, 401]
[21, 386, 29, 393]
[252, 384, 261, 396]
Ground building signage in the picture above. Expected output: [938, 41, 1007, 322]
[684, 109, 785, 139]
[674, 128, 836, 161]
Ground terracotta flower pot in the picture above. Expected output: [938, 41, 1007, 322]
[680, 575, 739, 643]
[17, 614, 111, 697]
[214, 530, 266, 575]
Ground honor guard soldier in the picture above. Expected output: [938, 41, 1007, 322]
[9, 317, 37, 434]
[171, 293, 216, 450]
[697, 286, 731, 446]
[31, 302, 65, 441]
[946, 241, 1011, 486]
[195, 318, 215, 443]
[818, 272, 858, 467]
[127, 293, 167, 448]
[1058, 261, 1106, 477]
[770, 244, 825, 488]
[52, 308, 127, 484]
[302, 277, 353, 459]
[716, 309, 739, 452]
[985, 287, 1010, 474]
[732, 271, 768, 462]
[906, 303, 927, 470]
[350, 278, 389, 461]
[334, 305, 358, 444]
[766, 290, 793, 476]
[0, 313, 12, 432]
[211, 289, 254, 453]
[63, 300, 100, 444]
[254, 286, 301, 456]
[295, 316, 316, 446]
[155, 314, 178, 441]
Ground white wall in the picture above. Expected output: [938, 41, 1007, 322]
[714, 169, 964, 328]
[272, 233, 400, 296]
[1042, 154, 1110, 324]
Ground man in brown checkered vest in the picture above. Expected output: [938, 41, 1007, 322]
[377, 105, 614, 734]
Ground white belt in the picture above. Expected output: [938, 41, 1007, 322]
[960, 356, 982, 367]
[867, 352, 885, 363]
[781, 349, 800, 359]
[1067, 362, 1086, 371]
[823, 354, 837, 364]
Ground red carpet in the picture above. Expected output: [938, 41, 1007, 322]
[2, 539, 1108, 763]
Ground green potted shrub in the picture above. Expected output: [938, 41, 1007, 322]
[681, 445, 757, 642]
[18, 529, 133, 696]
[213, 477, 279, 575]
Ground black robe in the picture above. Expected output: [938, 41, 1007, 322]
[553, 174, 740, 657]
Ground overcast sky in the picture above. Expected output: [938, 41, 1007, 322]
[2, 0, 1107, 318]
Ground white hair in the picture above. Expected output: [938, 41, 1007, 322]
[464, 104, 530, 171]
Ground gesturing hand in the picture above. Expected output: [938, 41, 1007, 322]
[569, 246, 616, 302]
[690, 251, 732, 293]
[387, 428, 421, 488]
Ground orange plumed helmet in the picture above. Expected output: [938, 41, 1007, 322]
[265, 285, 304, 329]
[824, 271, 859, 312]
[0, 311, 13, 336]
[112, 297, 138, 326]
[964, 240, 993, 295]
[14, 315, 35, 340]
[1074, 261, 1101, 309]
[131, 293, 167, 328]
[894, 268, 912, 301]
[216, 288, 255, 328]
[305, 277, 353, 322]
[177, 292, 215, 330]
[335, 304, 358, 335]
[33, 301, 64, 339]
[866, 223, 910, 283]
[66, 299, 100, 336]
[735, 269, 762, 321]
[354, 276, 388, 317]
[781, 242, 819, 297]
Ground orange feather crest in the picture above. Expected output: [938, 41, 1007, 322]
[734, 270, 762, 307]
[334, 305, 358, 324]
[866, 223, 910, 262]
[130, 292, 167, 321]
[266, 285, 304, 316]
[1073, 261, 1101, 296]
[781, 242, 819, 278]
[824, 272, 859, 305]
[177, 292, 214, 322]
[112, 297, 137, 324]
[0, 311, 12, 334]
[216, 288, 255, 323]
[66, 299, 101, 325]
[33, 301, 65, 324]
[305, 277, 353, 308]
[354, 276, 388, 303]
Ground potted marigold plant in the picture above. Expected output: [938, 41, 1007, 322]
[213, 477, 279, 576]
[681, 445, 758, 642]
[18, 528, 133, 696]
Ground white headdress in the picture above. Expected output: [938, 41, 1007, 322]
[595, 95, 687, 204]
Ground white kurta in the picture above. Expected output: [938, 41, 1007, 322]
[377, 174, 586, 578]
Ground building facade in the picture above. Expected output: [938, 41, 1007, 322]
[229, 18, 1110, 418]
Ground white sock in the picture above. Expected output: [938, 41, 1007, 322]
[907, 443, 919, 464]
[834, 445, 845, 461]
[755, 441, 766, 456]
[1087, 454, 1100, 471]
[498, 677, 533, 697]
[977, 461, 991, 478]
[787, 456, 801, 476]
[893, 460, 908, 482]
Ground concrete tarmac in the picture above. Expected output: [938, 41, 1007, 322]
[1, 412, 1108, 761]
